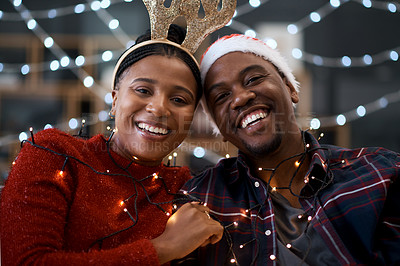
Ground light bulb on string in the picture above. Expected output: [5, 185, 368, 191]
[27, 19, 37, 30]
[91, 1, 101, 11]
[310, 118, 320, 130]
[60, 56, 70, 67]
[287, 24, 298, 34]
[249, 0, 261, 8]
[244, 29, 256, 38]
[388, 3, 397, 13]
[83, 76, 94, 88]
[309, 12, 321, 23]
[74, 4, 85, 14]
[102, 50, 113, 62]
[13, 0, 22, 7]
[98, 110, 108, 122]
[341, 56, 351, 67]
[362, 0, 372, 8]
[108, 19, 119, 30]
[19, 132, 28, 142]
[44, 37, 54, 48]
[48, 9, 57, 18]
[313, 55, 323, 66]
[357, 105, 366, 117]
[363, 54, 372, 65]
[292, 48, 302, 59]
[330, 0, 341, 8]
[390, 51, 399, 61]
[75, 55, 85, 66]
[50, 60, 60, 71]
[21, 64, 30, 75]
[336, 114, 346, 126]
[100, 0, 111, 9]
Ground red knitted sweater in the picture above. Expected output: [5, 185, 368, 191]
[0, 129, 191, 265]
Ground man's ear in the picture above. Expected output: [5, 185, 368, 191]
[283, 77, 299, 104]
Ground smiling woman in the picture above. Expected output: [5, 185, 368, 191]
[110, 55, 197, 165]
[0, 25, 223, 265]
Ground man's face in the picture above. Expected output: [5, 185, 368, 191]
[204, 52, 299, 156]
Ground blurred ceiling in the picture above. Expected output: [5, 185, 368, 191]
[1, 0, 400, 151]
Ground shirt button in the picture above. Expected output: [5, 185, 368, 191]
[270, 254, 276, 261]
[265, 230, 271, 236]
[254, 181, 260, 187]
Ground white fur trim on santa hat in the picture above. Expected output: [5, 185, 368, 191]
[200, 34, 299, 91]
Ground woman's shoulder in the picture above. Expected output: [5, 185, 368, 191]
[23, 128, 105, 157]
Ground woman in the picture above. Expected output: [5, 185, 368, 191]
[0, 25, 223, 265]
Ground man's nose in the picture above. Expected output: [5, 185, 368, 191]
[230, 86, 256, 110]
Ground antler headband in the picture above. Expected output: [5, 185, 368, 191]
[143, 0, 236, 54]
[112, 0, 236, 90]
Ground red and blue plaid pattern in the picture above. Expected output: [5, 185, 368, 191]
[181, 132, 400, 265]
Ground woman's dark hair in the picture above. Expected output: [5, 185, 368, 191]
[114, 24, 202, 102]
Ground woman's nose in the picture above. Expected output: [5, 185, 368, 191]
[145, 97, 171, 117]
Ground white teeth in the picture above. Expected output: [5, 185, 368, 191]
[241, 111, 268, 128]
[138, 122, 168, 135]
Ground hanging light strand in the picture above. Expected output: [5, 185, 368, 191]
[0, 0, 125, 21]
[9, 0, 109, 100]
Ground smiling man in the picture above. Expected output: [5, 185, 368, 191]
[181, 34, 400, 265]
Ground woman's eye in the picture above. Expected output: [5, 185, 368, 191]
[135, 87, 150, 95]
[171, 97, 187, 105]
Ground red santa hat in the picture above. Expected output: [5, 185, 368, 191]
[200, 34, 299, 91]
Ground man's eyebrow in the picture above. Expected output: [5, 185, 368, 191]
[239, 64, 266, 76]
[206, 82, 225, 94]
[206, 64, 267, 94]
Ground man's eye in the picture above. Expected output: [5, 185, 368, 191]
[246, 75, 264, 86]
[215, 92, 230, 103]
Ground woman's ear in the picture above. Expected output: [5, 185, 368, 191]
[283, 77, 299, 104]
[111, 90, 118, 110]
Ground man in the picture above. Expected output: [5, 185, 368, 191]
[181, 34, 400, 265]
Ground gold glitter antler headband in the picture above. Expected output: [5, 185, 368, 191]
[142, 0, 237, 54]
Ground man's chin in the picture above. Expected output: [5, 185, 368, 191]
[243, 134, 282, 157]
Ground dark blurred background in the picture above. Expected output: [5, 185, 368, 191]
[0, 0, 399, 186]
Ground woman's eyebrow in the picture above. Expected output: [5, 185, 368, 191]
[130, 77, 156, 85]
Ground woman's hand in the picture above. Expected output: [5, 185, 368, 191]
[150, 202, 224, 264]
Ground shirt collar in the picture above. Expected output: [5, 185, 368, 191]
[227, 131, 330, 191]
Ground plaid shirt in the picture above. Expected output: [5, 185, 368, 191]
[181, 132, 400, 265]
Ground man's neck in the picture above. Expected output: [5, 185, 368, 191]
[246, 132, 310, 203]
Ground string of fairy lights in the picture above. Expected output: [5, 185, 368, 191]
[14, 129, 198, 251]
[8, 127, 339, 264]
[0, 1, 398, 262]
[179, 131, 348, 264]
[0, 0, 399, 146]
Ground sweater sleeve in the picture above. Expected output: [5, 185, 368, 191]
[0, 132, 161, 266]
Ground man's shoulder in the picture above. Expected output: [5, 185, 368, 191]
[322, 144, 399, 166]
[182, 157, 239, 191]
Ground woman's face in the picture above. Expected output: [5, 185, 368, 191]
[111, 55, 198, 165]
